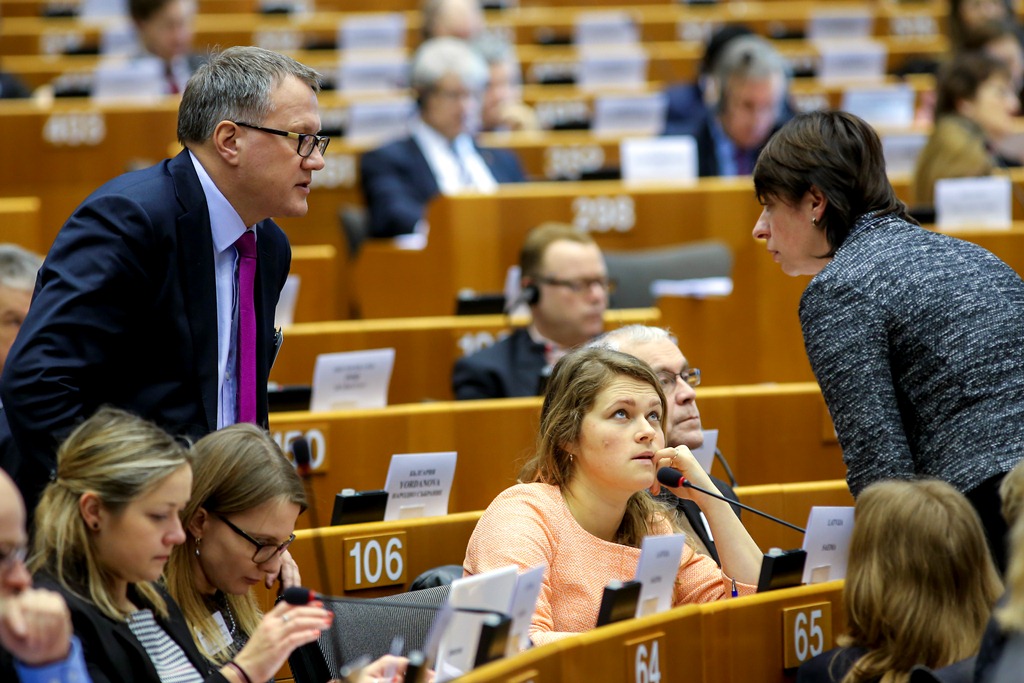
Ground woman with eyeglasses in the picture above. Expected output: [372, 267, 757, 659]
[23, 408, 333, 683]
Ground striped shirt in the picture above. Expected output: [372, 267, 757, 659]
[127, 609, 204, 683]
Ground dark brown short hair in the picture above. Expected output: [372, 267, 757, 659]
[519, 222, 597, 281]
[935, 51, 1012, 119]
[753, 111, 914, 255]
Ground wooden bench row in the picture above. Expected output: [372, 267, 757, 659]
[266, 382, 846, 525]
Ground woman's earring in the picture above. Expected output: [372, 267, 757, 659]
[811, 216, 819, 226]
[194, 537, 201, 558]
[568, 453, 574, 463]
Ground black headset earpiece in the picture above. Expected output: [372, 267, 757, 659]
[521, 282, 540, 305]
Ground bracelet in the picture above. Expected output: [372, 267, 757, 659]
[226, 661, 253, 683]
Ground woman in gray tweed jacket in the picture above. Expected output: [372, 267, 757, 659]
[751, 110, 1024, 571]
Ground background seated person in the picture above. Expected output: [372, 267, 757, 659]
[129, 0, 204, 95]
[914, 52, 1021, 205]
[0, 470, 89, 683]
[463, 348, 763, 645]
[421, 0, 484, 41]
[591, 325, 741, 565]
[667, 34, 792, 177]
[797, 479, 1001, 683]
[27, 408, 332, 683]
[360, 37, 525, 238]
[475, 36, 538, 133]
[452, 223, 609, 400]
[0, 244, 42, 380]
[0, 71, 31, 99]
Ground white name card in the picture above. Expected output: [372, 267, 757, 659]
[309, 347, 395, 412]
[935, 176, 1013, 229]
[574, 11, 639, 46]
[840, 85, 915, 127]
[651, 277, 733, 300]
[688, 429, 719, 474]
[383, 451, 457, 521]
[274, 274, 300, 328]
[505, 565, 546, 657]
[807, 9, 874, 40]
[92, 57, 165, 101]
[577, 47, 648, 90]
[592, 93, 667, 135]
[338, 51, 409, 92]
[815, 40, 886, 84]
[634, 533, 686, 618]
[338, 13, 407, 51]
[99, 22, 136, 55]
[80, 0, 127, 21]
[436, 566, 518, 682]
[801, 506, 855, 584]
[621, 135, 697, 182]
[881, 132, 928, 175]
[346, 98, 415, 143]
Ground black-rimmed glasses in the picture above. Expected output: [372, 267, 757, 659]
[657, 368, 701, 393]
[538, 276, 616, 295]
[215, 514, 295, 564]
[233, 121, 330, 158]
[0, 543, 27, 573]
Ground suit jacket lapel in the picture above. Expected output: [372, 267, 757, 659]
[170, 151, 219, 433]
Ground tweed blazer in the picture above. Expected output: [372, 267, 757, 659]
[799, 212, 1024, 496]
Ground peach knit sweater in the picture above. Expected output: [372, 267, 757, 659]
[463, 483, 755, 646]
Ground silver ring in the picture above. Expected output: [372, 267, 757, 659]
[281, 614, 290, 623]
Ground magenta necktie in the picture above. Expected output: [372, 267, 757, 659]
[235, 230, 257, 424]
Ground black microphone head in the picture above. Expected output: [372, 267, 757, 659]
[282, 586, 314, 605]
[291, 437, 312, 474]
[657, 467, 685, 489]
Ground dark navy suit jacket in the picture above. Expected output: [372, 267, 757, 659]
[451, 328, 546, 400]
[360, 135, 525, 238]
[0, 150, 289, 511]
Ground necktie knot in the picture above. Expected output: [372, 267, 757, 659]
[235, 230, 256, 259]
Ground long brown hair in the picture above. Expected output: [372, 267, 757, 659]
[839, 479, 1001, 683]
[519, 347, 674, 547]
[164, 424, 306, 664]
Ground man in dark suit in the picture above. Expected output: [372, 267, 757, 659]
[360, 37, 525, 238]
[593, 325, 742, 566]
[452, 223, 609, 399]
[669, 35, 792, 177]
[0, 46, 328, 512]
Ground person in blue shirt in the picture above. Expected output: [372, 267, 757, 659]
[0, 469, 91, 683]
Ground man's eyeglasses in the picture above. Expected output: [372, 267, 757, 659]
[0, 543, 28, 572]
[538, 276, 616, 295]
[215, 513, 295, 564]
[233, 122, 330, 158]
[657, 368, 701, 393]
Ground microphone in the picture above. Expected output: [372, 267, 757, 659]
[290, 437, 334, 598]
[656, 467, 806, 533]
[283, 585, 506, 617]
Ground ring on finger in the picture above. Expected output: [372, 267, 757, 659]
[282, 614, 290, 623]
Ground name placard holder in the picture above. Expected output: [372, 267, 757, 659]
[800, 506, 854, 584]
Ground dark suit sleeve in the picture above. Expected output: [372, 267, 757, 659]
[0, 193, 158, 477]
[359, 147, 432, 238]
[452, 354, 504, 400]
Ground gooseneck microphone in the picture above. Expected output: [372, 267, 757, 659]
[656, 467, 806, 534]
[291, 437, 334, 597]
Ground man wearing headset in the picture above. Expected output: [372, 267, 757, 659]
[452, 223, 609, 400]
[670, 34, 792, 177]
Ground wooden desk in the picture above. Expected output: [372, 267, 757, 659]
[267, 382, 844, 526]
[288, 244, 346, 323]
[0, 197, 44, 252]
[458, 581, 846, 683]
[271, 308, 659, 403]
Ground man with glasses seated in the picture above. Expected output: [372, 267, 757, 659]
[360, 37, 525, 239]
[453, 223, 610, 400]
[0, 46, 330, 515]
[0, 470, 90, 682]
[590, 325, 743, 566]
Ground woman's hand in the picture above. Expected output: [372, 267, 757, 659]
[265, 549, 301, 590]
[353, 654, 436, 683]
[648, 445, 717, 498]
[228, 599, 332, 682]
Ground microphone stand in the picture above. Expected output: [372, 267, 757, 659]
[675, 479, 806, 534]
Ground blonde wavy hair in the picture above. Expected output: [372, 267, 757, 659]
[519, 347, 676, 547]
[164, 424, 306, 664]
[29, 407, 191, 620]
[837, 479, 1001, 683]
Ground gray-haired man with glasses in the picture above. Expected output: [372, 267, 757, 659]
[0, 46, 329, 515]
[0, 470, 91, 682]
